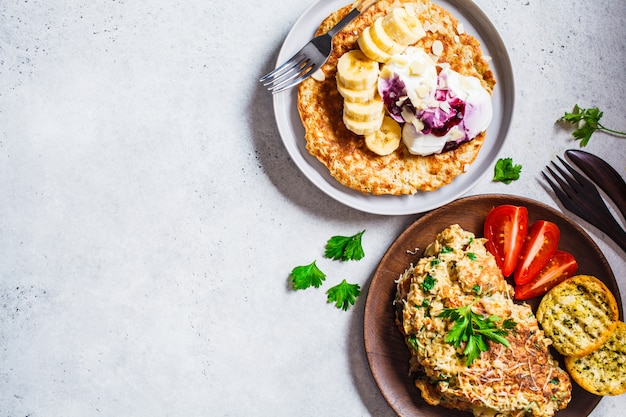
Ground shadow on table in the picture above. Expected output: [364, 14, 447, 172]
[246, 47, 385, 222]
[249, 44, 413, 416]
[347, 278, 399, 417]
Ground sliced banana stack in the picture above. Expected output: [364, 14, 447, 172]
[364, 115, 402, 155]
[358, 6, 426, 63]
[336, 50, 384, 136]
[357, 25, 393, 63]
[336, 50, 380, 90]
[336, 8, 426, 151]
[336, 81, 376, 103]
[342, 94, 385, 136]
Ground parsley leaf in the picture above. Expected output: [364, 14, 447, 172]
[493, 157, 522, 184]
[430, 259, 441, 267]
[326, 279, 361, 310]
[290, 261, 326, 290]
[407, 334, 420, 351]
[324, 230, 365, 261]
[421, 274, 437, 292]
[438, 300, 516, 365]
[559, 104, 626, 147]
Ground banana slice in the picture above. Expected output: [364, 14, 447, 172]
[357, 27, 392, 63]
[343, 111, 384, 136]
[364, 115, 402, 155]
[382, 7, 426, 45]
[370, 18, 405, 54]
[336, 50, 380, 90]
[343, 95, 384, 122]
[337, 80, 377, 103]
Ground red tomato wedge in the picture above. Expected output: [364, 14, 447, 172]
[513, 220, 560, 285]
[515, 250, 578, 300]
[484, 205, 529, 277]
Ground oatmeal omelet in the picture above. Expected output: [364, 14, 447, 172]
[297, 0, 496, 195]
[395, 225, 571, 417]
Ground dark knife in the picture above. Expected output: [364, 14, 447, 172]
[566, 149, 626, 221]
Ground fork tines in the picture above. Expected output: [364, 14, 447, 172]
[259, 53, 318, 94]
[544, 155, 596, 192]
[542, 155, 626, 253]
[542, 156, 599, 218]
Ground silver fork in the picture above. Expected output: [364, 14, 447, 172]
[260, 0, 379, 94]
[542, 155, 626, 252]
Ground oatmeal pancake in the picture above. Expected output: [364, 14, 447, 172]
[297, 0, 495, 195]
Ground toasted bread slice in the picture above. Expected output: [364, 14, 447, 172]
[536, 275, 618, 357]
[565, 321, 626, 396]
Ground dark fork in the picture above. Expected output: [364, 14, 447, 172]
[542, 155, 626, 252]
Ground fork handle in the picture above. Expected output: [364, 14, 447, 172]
[327, 0, 379, 37]
[354, 0, 380, 11]
[586, 207, 626, 253]
[605, 221, 626, 253]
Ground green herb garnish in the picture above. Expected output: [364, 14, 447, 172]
[290, 261, 326, 290]
[493, 157, 522, 184]
[324, 230, 365, 261]
[438, 300, 517, 365]
[430, 259, 441, 267]
[326, 279, 361, 310]
[559, 104, 626, 147]
[421, 274, 437, 292]
[407, 334, 420, 351]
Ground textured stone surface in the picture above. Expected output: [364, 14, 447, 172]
[0, 0, 624, 415]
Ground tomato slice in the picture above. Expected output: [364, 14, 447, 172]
[513, 220, 560, 285]
[514, 250, 578, 300]
[484, 205, 528, 277]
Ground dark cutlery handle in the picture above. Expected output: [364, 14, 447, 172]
[566, 149, 626, 220]
[579, 197, 626, 253]
[599, 215, 626, 253]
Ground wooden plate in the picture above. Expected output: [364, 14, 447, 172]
[364, 194, 623, 417]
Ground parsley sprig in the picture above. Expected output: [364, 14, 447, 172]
[438, 300, 516, 365]
[290, 261, 326, 290]
[493, 157, 522, 184]
[559, 104, 626, 147]
[289, 230, 366, 310]
[326, 279, 361, 311]
[324, 230, 365, 261]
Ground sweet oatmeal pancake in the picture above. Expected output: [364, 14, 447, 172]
[297, 0, 496, 195]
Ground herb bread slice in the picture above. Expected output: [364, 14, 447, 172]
[536, 275, 618, 357]
[565, 321, 626, 396]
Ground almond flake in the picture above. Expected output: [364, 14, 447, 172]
[402, 108, 416, 123]
[429, 23, 442, 33]
[416, 84, 430, 98]
[311, 68, 325, 82]
[412, 118, 425, 131]
[431, 40, 444, 56]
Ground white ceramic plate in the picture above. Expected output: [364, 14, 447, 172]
[272, 0, 515, 215]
